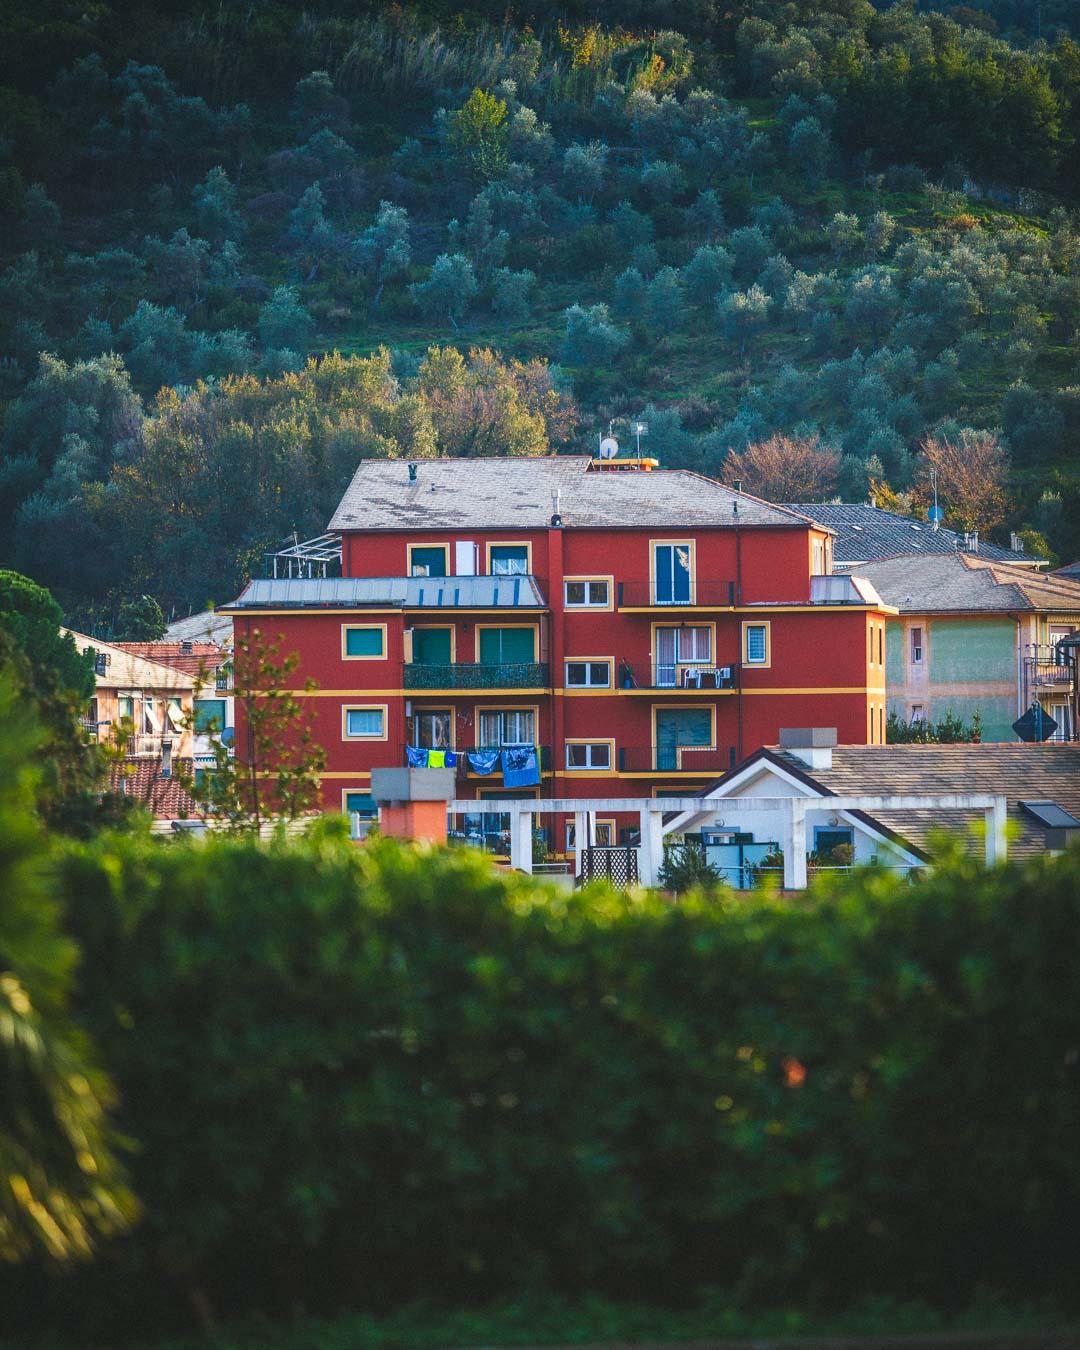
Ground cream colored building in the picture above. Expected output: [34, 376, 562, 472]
[64, 629, 197, 757]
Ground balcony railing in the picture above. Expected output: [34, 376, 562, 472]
[1025, 645, 1074, 690]
[617, 661, 739, 691]
[618, 745, 730, 773]
[403, 661, 550, 690]
[1026, 660, 1074, 689]
[617, 580, 736, 608]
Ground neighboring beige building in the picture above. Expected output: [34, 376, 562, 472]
[852, 556, 1080, 742]
[64, 629, 197, 757]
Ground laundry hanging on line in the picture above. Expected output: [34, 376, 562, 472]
[501, 745, 540, 788]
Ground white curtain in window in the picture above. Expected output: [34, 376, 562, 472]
[655, 628, 677, 686]
[143, 697, 162, 733]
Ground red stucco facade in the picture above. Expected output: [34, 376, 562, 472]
[226, 469, 889, 851]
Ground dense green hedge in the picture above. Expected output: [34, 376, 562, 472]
[23, 828, 1080, 1336]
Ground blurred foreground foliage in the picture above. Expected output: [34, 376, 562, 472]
[1, 816, 1075, 1340]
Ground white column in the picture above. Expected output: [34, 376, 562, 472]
[639, 808, 665, 888]
[985, 797, 1008, 866]
[783, 799, 808, 890]
[509, 807, 534, 874]
[573, 810, 587, 877]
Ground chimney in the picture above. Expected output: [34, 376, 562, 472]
[180, 639, 193, 654]
[161, 738, 173, 779]
[733, 479, 743, 493]
[550, 489, 563, 527]
[964, 530, 979, 553]
[407, 462, 418, 483]
[779, 727, 836, 770]
[1010, 532, 1025, 553]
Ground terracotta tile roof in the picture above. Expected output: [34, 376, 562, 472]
[852, 553, 1080, 614]
[785, 502, 1036, 567]
[328, 456, 813, 532]
[112, 641, 225, 678]
[109, 757, 203, 820]
[768, 742, 1080, 859]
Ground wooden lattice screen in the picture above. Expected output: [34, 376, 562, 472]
[579, 846, 640, 888]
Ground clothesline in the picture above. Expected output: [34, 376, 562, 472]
[405, 744, 541, 786]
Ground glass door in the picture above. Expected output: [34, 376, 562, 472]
[655, 707, 711, 771]
[654, 544, 692, 604]
[413, 710, 452, 749]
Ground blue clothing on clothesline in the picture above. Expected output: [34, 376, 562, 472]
[502, 745, 540, 788]
[406, 745, 427, 767]
[467, 748, 500, 776]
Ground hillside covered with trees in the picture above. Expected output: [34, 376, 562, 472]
[2, 0, 1080, 623]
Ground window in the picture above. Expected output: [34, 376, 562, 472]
[654, 626, 713, 685]
[478, 709, 535, 747]
[142, 697, 161, 736]
[408, 544, 448, 577]
[910, 705, 926, 725]
[344, 791, 378, 819]
[655, 707, 712, 771]
[478, 627, 536, 664]
[412, 710, 452, 749]
[118, 695, 135, 723]
[343, 625, 386, 659]
[811, 538, 826, 575]
[653, 542, 693, 604]
[911, 626, 924, 663]
[814, 827, 853, 860]
[743, 622, 770, 666]
[677, 626, 711, 662]
[877, 625, 884, 666]
[411, 627, 452, 665]
[489, 544, 530, 575]
[566, 819, 615, 848]
[565, 660, 612, 688]
[565, 578, 610, 608]
[194, 698, 226, 734]
[565, 741, 612, 771]
[344, 706, 386, 739]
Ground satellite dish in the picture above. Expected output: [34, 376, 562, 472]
[599, 436, 619, 460]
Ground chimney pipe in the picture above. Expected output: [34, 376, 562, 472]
[161, 739, 173, 779]
[408, 462, 418, 483]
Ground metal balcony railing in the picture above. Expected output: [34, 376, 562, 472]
[616, 661, 739, 691]
[618, 745, 730, 773]
[617, 580, 736, 608]
[1025, 659, 1074, 689]
[403, 661, 550, 690]
[214, 671, 231, 691]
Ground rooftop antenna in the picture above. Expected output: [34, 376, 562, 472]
[633, 421, 648, 456]
[928, 467, 942, 532]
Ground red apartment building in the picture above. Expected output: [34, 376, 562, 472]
[222, 456, 891, 851]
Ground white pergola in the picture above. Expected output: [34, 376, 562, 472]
[448, 794, 1009, 888]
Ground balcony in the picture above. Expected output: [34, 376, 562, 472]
[403, 661, 550, 690]
[618, 745, 730, 773]
[617, 580, 736, 609]
[617, 661, 739, 692]
[1025, 645, 1074, 691]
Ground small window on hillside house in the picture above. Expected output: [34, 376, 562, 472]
[911, 627, 924, 663]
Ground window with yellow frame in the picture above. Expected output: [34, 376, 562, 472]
[742, 620, 771, 667]
[341, 624, 387, 660]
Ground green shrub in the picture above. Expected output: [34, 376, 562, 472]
[41, 826, 1080, 1334]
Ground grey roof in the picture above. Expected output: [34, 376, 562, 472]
[1055, 561, 1080, 581]
[852, 553, 1080, 614]
[785, 502, 1036, 567]
[701, 743, 1080, 860]
[329, 456, 810, 532]
[223, 575, 547, 611]
[165, 609, 233, 644]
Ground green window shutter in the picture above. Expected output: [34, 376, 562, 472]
[480, 627, 535, 663]
[413, 628, 452, 664]
[411, 547, 447, 576]
[345, 792, 377, 818]
[193, 699, 227, 733]
[345, 627, 384, 657]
